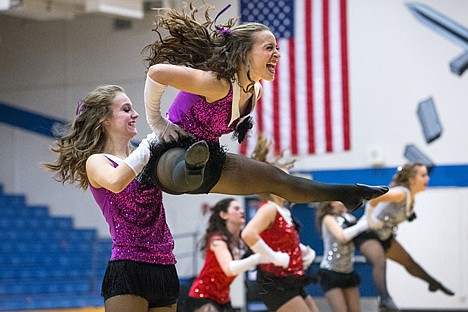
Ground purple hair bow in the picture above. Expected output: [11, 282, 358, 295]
[214, 4, 232, 37]
[75, 100, 85, 115]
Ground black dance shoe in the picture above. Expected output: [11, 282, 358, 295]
[343, 183, 389, 212]
[185, 140, 210, 178]
[429, 282, 455, 296]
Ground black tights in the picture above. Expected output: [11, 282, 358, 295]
[386, 239, 439, 286]
[359, 238, 452, 299]
[358, 239, 391, 300]
[157, 151, 387, 210]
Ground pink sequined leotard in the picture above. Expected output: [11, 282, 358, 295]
[141, 81, 259, 194]
[167, 83, 255, 144]
[89, 157, 176, 265]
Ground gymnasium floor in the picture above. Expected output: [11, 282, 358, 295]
[16, 309, 104, 312]
[12, 298, 380, 312]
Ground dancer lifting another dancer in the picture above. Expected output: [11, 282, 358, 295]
[139, 1, 387, 209]
[44, 85, 179, 312]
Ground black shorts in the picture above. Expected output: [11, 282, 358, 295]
[317, 269, 360, 293]
[101, 260, 179, 308]
[183, 297, 234, 312]
[257, 270, 312, 311]
[139, 136, 227, 194]
[354, 231, 394, 251]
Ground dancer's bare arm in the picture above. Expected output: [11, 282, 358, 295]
[147, 64, 230, 103]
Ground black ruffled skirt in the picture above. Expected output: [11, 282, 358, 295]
[137, 136, 227, 194]
[317, 268, 360, 292]
[101, 260, 179, 308]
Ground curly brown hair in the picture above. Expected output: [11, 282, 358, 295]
[43, 85, 128, 190]
[142, 1, 270, 91]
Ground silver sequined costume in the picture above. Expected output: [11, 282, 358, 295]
[371, 186, 411, 241]
[320, 214, 355, 273]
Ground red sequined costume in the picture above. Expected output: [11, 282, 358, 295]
[188, 233, 236, 304]
[258, 201, 304, 277]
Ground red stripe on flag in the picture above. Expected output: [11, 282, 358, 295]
[289, 39, 298, 155]
[340, 0, 350, 150]
[238, 0, 350, 157]
[322, 0, 332, 152]
[273, 69, 281, 154]
[305, 0, 315, 154]
[257, 97, 264, 133]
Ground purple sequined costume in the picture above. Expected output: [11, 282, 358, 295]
[167, 85, 240, 143]
[141, 81, 258, 194]
[89, 157, 176, 265]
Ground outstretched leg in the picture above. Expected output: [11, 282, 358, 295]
[386, 239, 454, 296]
[210, 153, 388, 211]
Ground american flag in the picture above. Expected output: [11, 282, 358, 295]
[239, 0, 350, 157]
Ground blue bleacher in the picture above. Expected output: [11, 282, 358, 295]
[0, 186, 110, 311]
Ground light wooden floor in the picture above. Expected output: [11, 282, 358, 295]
[15, 308, 104, 312]
[12, 299, 379, 312]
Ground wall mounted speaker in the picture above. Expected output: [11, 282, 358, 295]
[450, 51, 468, 76]
[417, 97, 442, 144]
[404, 144, 435, 174]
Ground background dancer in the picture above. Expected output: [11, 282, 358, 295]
[354, 163, 455, 312]
[316, 201, 379, 312]
[183, 198, 285, 312]
[241, 134, 318, 312]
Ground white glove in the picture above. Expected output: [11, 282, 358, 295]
[123, 133, 155, 175]
[250, 239, 290, 268]
[144, 74, 187, 142]
[229, 254, 261, 276]
[342, 217, 369, 241]
[300, 244, 315, 270]
[258, 252, 275, 264]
